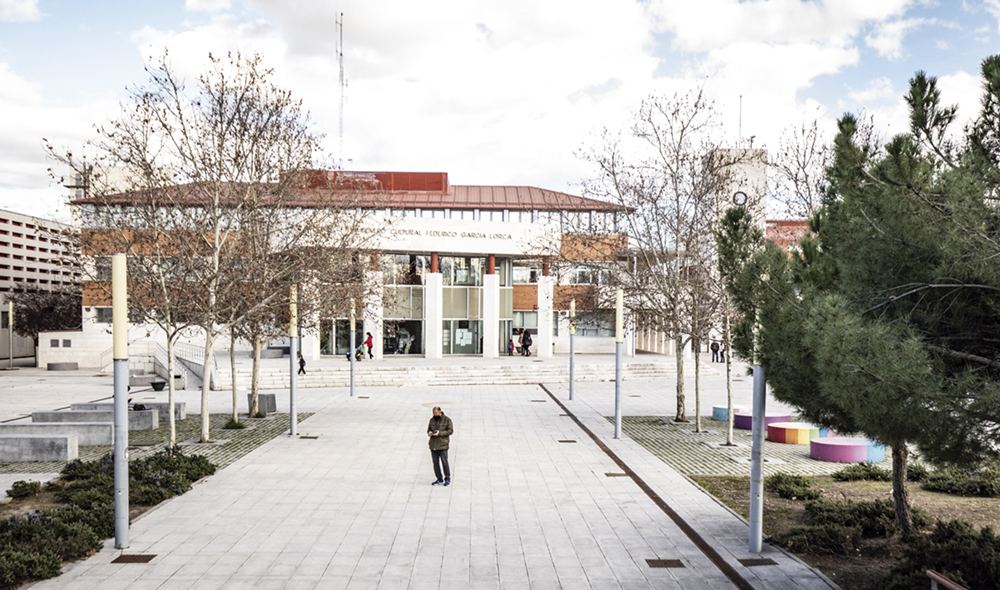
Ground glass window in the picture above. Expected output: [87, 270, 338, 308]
[513, 260, 541, 284]
[513, 311, 538, 330]
[553, 314, 559, 337]
[96, 307, 113, 323]
[577, 312, 614, 337]
[51, 339, 59, 347]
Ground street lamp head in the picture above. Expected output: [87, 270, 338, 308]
[733, 191, 748, 206]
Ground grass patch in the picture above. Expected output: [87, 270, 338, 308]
[222, 417, 247, 429]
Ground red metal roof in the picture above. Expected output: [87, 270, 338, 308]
[72, 171, 622, 212]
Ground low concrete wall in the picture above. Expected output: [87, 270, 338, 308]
[32, 410, 159, 431]
[0, 434, 78, 461]
[72, 402, 185, 422]
[0, 423, 113, 446]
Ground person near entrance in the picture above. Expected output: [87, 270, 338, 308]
[521, 331, 532, 356]
[364, 332, 374, 359]
[297, 353, 306, 375]
[427, 406, 453, 486]
[710, 341, 720, 363]
[507, 339, 514, 356]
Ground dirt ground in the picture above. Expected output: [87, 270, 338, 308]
[690, 475, 1000, 590]
[1, 482, 157, 521]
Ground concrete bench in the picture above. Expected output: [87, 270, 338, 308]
[733, 411, 792, 431]
[247, 393, 277, 415]
[71, 402, 185, 422]
[0, 434, 78, 461]
[711, 405, 748, 421]
[47, 362, 78, 371]
[0, 423, 113, 446]
[32, 410, 159, 431]
[767, 422, 830, 445]
[810, 437, 885, 463]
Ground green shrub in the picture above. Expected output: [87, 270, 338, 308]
[907, 462, 929, 482]
[5, 481, 41, 500]
[881, 519, 1000, 590]
[764, 473, 822, 500]
[223, 417, 246, 429]
[805, 499, 933, 537]
[0, 509, 102, 560]
[772, 524, 863, 555]
[252, 411, 266, 419]
[831, 462, 891, 482]
[0, 549, 62, 586]
[923, 461, 1000, 497]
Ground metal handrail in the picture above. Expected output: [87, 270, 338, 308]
[154, 342, 188, 384]
[928, 570, 967, 590]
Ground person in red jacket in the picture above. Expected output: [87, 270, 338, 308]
[364, 332, 374, 359]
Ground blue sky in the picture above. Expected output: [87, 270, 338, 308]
[1, 0, 998, 220]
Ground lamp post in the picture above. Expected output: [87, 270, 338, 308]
[569, 298, 575, 401]
[7, 300, 12, 369]
[614, 288, 623, 439]
[349, 297, 356, 397]
[111, 254, 129, 549]
[734, 188, 767, 554]
[289, 284, 298, 437]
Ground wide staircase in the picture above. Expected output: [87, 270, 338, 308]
[218, 361, 683, 390]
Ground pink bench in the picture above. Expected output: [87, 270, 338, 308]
[809, 437, 885, 463]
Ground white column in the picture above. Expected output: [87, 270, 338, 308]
[536, 275, 554, 358]
[425, 272, 443, 359]
[363, 271, 384, 360]
[482, 274, 500, 358]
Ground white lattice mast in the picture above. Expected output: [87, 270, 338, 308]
[337, 12, 345, 169]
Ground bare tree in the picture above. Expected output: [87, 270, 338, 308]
[574, 89, 760, 422]
[57, 52, 382, 443]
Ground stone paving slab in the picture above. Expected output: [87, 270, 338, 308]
[25, 381, 838, 590]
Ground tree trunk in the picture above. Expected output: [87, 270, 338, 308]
[230, 326, 238, 423]
[674, 333, 686, 421]
[166, 336, 177, 448]
[891, 444, 914, 541]
[725, 313, 734, 446]
[251, 337, 262, 417]
[694, 336, 702, 432]
[200, 331, 217, 443]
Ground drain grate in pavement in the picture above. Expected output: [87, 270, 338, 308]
[300, 436, 319, 439]
[530, 400, 546, 402]
[605, 472, 628, 477]
[738, 558, 777, 567]
[628, 395, 641, 397]
[357, 396, 369, 399]
[559, 413, 569, 416]
[112, 554, 155, 564]
[558, 440, 577, 443]
[646, 559, 685, 568]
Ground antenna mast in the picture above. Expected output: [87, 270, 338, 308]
[337, 12, 345, 169]
[738, 94, 742, 147]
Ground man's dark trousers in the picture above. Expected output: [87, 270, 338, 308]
[431, 449, 450, 481]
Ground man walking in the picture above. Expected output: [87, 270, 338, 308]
[427, 406, 453, 486]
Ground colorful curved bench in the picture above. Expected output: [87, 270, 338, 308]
[733, 412, 792, 431]
[810, 437, 885, 463]
[766, 422, 829, 445]
[711, 405, 748, 421]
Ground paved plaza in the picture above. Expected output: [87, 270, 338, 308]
[1, 358, 839, 589]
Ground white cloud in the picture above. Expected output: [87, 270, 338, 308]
[848, 77, 897, 104]
[0, 0, 40, 21]
[185, 0, 232, 11]
[935, 39, 950, 50]
[986, 0, 1000, 31]
[864, 17, 934, 60]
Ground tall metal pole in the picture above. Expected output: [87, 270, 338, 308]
[568, 298, 575, 401]
[289, 284, 298, 436]
[7, 300, 12, 369]
[111, 254, 129, 549]
[749, 298, 766, 553]
[349, 297, 356, 397]
[614, 289, 623, 439]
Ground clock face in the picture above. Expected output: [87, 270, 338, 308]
[733, 191, 748, 206]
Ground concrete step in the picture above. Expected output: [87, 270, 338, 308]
[32, 409, 159, 431]
[0, 423, 113, 446]
[0, 434, 79, 461]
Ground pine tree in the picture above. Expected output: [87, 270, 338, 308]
[718, 55, 1000, 540]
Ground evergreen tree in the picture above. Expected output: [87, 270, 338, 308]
[718, 55, 1000, 540]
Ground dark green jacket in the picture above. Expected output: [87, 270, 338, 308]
[427, 414, 453, 451]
